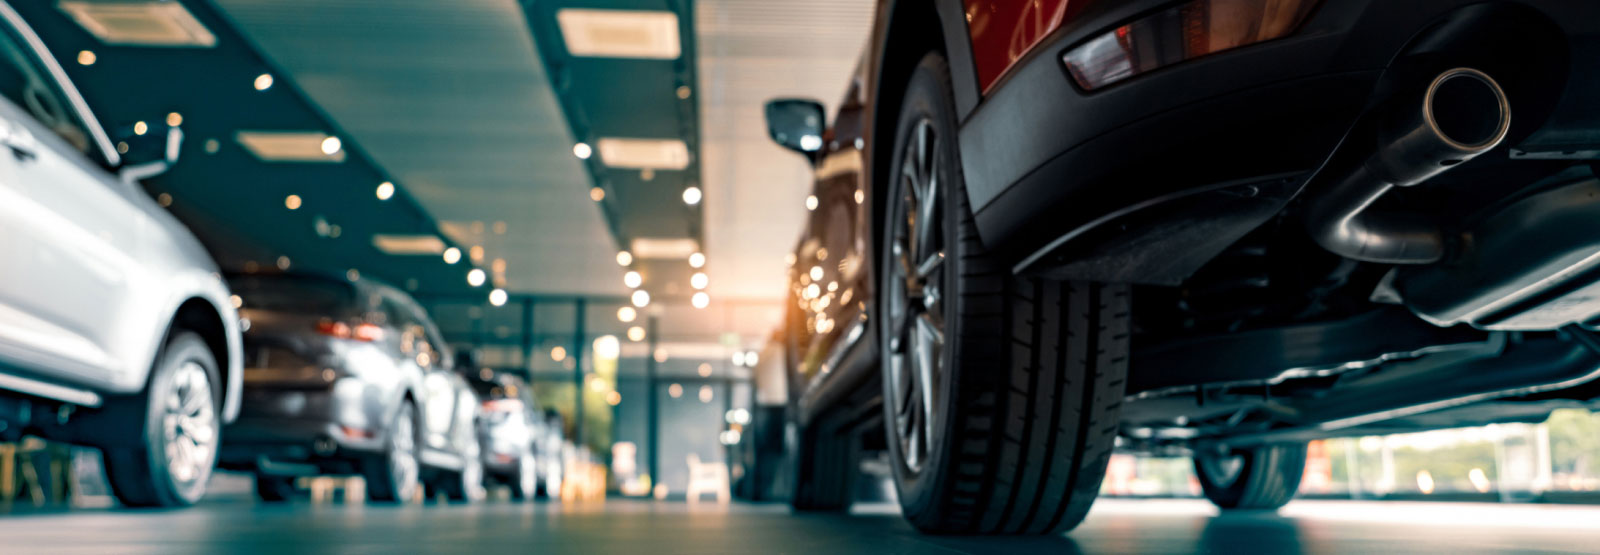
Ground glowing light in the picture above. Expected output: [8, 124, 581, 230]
[698, 385, 714, 403]
[133, 121, 148, 136]
[275, 256, 291, 270]
[805, 283, 820, 299]
[855, 189, 864, 204]
[745, 351, 759, 366]
[627, 326, 645, 342]
[698, 363, 712, 377]
[1469, 468, 1491, 493]
[691, 291, 709, 309]
[631, 289, 650, 307]
[489, 288, 508, 306]
[810, 266, 823, 281]
[1417, 470, 1435, 495]
[77, 50, 95, 66]
[688, 252, 705, 268]
[229, 295, 242, 308]
[732, 351, 746, 366]
[686, 272, 707, 290]
[467, 268, 487, 287]
[167, 112, 183, 127]
[682, 186, 702, 205]
[589, 376, 608, 393]
[284, 195, 302, 210]
[617, 306, 637, 322]
[653, 348, 668, 363]
[799, 135, 822, 151]
[469, 245, 484, 263]
[320, 136, 342, 155]
[573, 142, 592, 159]
[376, 181, 394, 200]
[668, 384, 683, 398]
[805, 195, 818, 211]
[616, 251, 633, 266]
[254, 73, 273, 91]
[346, 269, 360, 281]
[443, 247, 461, 264]
[606, 391, 622, 406]
[551, 346, 567, 361]
[624, 271, 642, 288]
[785, 253, 796, 266]
[594, 335, 620, 359]
[590, 187, 606, 201]
[676, 85, 691, 99]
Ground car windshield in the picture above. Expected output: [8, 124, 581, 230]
[227, 275, 355, 315]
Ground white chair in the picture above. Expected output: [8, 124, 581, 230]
[684, 453, 730, 505]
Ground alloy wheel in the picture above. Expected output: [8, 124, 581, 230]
[390, 407, 420, 499]
[162, 361, 217, 488]
[886, 117, 947, 474]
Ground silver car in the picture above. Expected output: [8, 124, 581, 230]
[0, 2, 240, 507]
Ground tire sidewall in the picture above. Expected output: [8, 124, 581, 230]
[880, 52, 967, 518]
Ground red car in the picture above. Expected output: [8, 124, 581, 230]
[765, 0, 1600, 535]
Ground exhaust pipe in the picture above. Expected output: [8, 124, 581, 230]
[1307, 68, 1511, 264]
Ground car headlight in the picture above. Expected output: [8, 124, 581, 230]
[1061, 0, 1322, 91]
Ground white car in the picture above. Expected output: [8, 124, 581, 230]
[0, 1, 240, 507]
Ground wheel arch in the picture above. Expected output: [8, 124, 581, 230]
[167, 296, 238, 420]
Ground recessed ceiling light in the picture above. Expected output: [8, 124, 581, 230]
[616, 251, 633, 266]
[133, 121, 147, 135]
[372, 234, 445, 255]
[631, 289, 650, 308]
[235, 131, 347, 163]
[691, 272, 708, 290]
[59, 1, 217, 47]
[630, 238, 698, 260]
[467, 268, 486, 287]
[489, 288, 508, 307]
[443, 247, 461, 264]
[682, 186, 702, 205]
[166, 112, 182, 126]
[590, 186, 605, 201]
[688, 252, 705, 268]
[627, 326, 646, 342]
[254, 73, 273, 91]
[556, 9, 680, 59]
[617, 306, 637, 323]
[596, 138, 689, 170]
[805, 195, 818, 211]
[692, 291, 709, 309]
[376, 181, 394, 200]
[77, 50, 95, 65]
[320, 136, 342, 155]
[624, 271, 642, 288]
[284, 194, 301, 210]
[573, 142, 592, 159]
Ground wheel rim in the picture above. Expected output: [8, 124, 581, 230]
[1199, 450, 1246, 488]
[886, 117, 946, 474]
[162, 361, 217, 489]
[390, 407, 419, 498]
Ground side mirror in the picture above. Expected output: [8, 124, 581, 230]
[764, 98, 825, 157]
[115, 123, 183, 184]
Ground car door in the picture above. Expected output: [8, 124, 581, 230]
[390, 292, 458, 456]
[0, 12, 141, 386]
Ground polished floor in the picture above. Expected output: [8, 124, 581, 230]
[4, 492, 1599, 553]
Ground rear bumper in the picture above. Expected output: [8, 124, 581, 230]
[219, 378, 389, 470]
[960, 0, 1600, 259]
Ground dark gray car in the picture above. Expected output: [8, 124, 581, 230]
[218, 273, 481, 504]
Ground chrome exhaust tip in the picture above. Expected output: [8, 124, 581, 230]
[1307, 68, 1510, 264]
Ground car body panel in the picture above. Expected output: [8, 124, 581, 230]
[962, 0, 1093, 94]
[0, 0, 239, 419]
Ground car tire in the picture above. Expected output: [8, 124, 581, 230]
[443, 447, 485, 503]
[509, 453, 537, 501]
[1194, 443, 1307, 510]
[878, 52, 1132, 535]
[254, 474, 297, 503]
[102, 331, 223, 508]
[364, 401, 421, 503]
[789, 417, 856, 511]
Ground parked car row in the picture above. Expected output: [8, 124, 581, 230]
[0, 2, 558, 508]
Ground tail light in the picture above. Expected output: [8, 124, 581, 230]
[315, 320, 386, 342]
[483, 399, 524, 413]
[1061, 0, 1321, 91]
